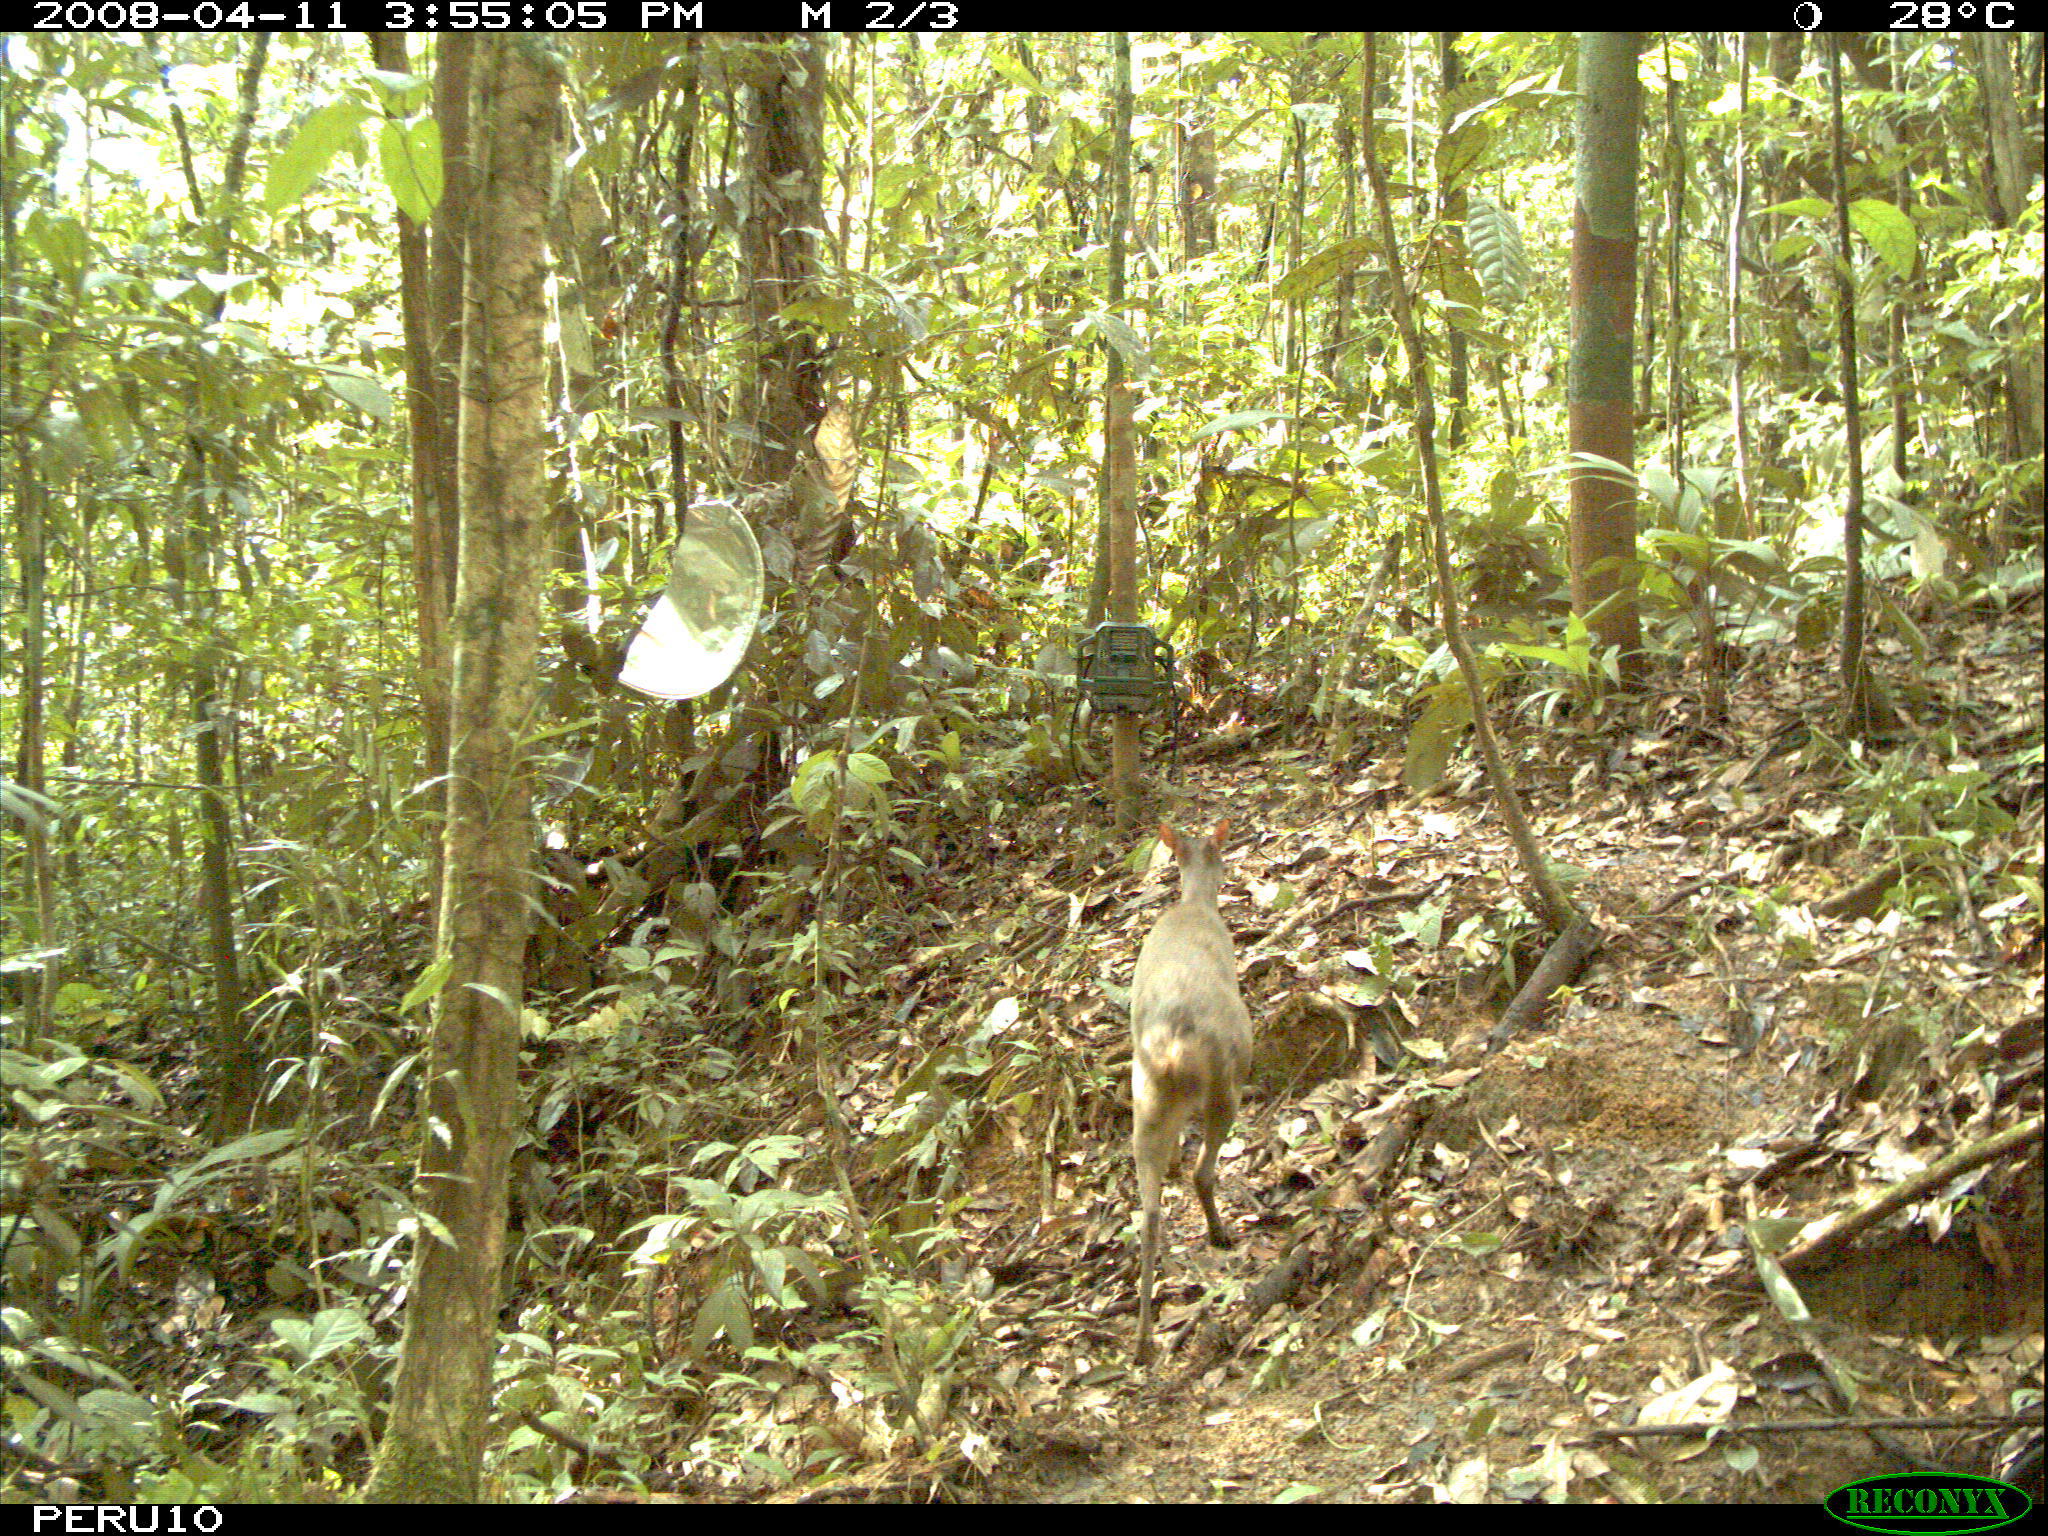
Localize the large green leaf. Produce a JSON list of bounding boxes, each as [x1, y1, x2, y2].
[[319, 366, 392, 422], [1276, 235, 1377, 304], [1192, 409, 1287, 441], [377, 117, 443, 224], [264, 101, 369, 215], [1403, 685, 1471, 792], [1847, 198, 1917, 279], [26, 210, 89, 285]]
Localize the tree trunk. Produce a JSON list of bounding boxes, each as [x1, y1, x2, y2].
[[370, 31, 460, 936], [365, 35, 558, 1505], [1567, 32, 1644, 678]]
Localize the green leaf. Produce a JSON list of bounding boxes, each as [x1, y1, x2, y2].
[[1756, 196, 1830, 222], [792, 751, 838, 811], [402, 956, 451, 1013], [1403, 687, 1470, 792], [12, 1368, 84, 1422], [1396, 900, 1444, 948], [76, 384, 137, 458], [988, 54, 1044, 95], [1083, 311, 1150, 371], [227, 1392, 294, 1417], [1192, 409, 1288, 441], [873, 162, 923, 212], [846, 752, 892, 786], [264, 101, 368, 215], [776, 1244, 830, 1306], [1640, 528, 1713, 572], [462, 981, 517, 1013], [1761, 192, 1916, 280], [181, 1127, 302, 1182], [103, 1128, 303, 1281], [272, 1306, 372, 1364], [1423, 236, 1485, 310], [26, 211, 89, 284], [1497, 642, 1587, 676], [1748, 1231, 1813, 1326], [194, 272, 257, 299], [1435, 118, 1492, 189], [1846, 197, 1917, 279], [692, 1277, 755, 1358], [366, 67, 431, 110], [321, 366, 393, 422], [1275, 235, 1376, 304], [378, 117, 443, 224]]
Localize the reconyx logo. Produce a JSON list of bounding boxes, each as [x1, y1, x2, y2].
[[1825, 1473, 2031, 1534]]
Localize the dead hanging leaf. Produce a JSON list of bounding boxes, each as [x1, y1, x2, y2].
[[815, 399, 857, 515], [793, 400, 859, 579]]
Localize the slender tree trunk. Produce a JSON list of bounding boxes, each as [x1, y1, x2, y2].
[[1103, 33, 1142, 827], [1826, 39, 1896, 742], [190, 37, 269, 1140], [1363, 34, 1576, 934], [1973, 33, 2044, 469], [371, 32, 457, 935], [365, 36, 558, 1503], [1177, 38, 1216, 262], [737, 35, 828, 497], [1726, 33, 1756, 538], [1567, 32, 1644, 679], [1439, 33, 1470, 450]]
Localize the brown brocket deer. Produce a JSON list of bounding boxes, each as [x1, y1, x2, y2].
[[1130, 820, 1252, 1366]]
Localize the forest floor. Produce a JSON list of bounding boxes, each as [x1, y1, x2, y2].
[[801, 586, 2044, 1503]]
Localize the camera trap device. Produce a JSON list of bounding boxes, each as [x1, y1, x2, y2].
[[1068, 621, 1182, 777]]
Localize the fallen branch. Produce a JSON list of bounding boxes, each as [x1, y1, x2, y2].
[[1177, 719, 1286, 762], [1590, 1410, 2043, 1440], [1441, 1339, 1531, 1383], [1777, 1114, 2044, 1272], [1484, 916, 1602, 1053], [1816, 860, 1908, 921]]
